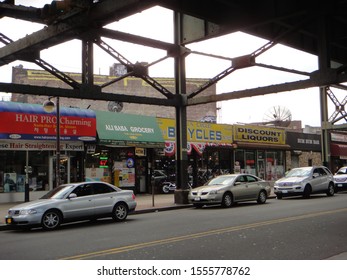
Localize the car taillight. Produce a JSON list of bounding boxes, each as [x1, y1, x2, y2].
[[132, 193, 136, 200]]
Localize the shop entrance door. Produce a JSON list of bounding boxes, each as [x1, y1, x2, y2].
[[257, 159, 265, 180], [49, 155, 70, 189], [136, 158, 147, 193]]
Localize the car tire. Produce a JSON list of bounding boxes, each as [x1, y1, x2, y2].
[[112, 202, 128, 222], [257, 191, 267, 204], [221, 192, 233, 208], [41, 210, 62, 231], [276, 193, 283, 199], [326, 183, 335, 197], [303, 185, 311, 199]]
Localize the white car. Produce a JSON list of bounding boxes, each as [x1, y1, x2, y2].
[[333, 166, 347, 192], [188, 174, 271, 208], [5, 181, 137, 230], [274, 166, 335, 199]]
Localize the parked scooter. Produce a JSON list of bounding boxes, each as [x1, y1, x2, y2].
[[162, 181, 176, 194], [161, 180, 192, 194]]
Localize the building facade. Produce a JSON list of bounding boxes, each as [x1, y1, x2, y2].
[[0, 101, 329, 203], [11, 65, 217, 122]]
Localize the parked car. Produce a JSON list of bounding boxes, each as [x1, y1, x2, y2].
[[188, 174, 271, 208], [5, 181, 137, 230], [333, 166, 347, 192], [274, 166, 335, 199]]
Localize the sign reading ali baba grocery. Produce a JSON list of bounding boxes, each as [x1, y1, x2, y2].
[[233, 125, 285, 144], [105, 124, 155, 138]]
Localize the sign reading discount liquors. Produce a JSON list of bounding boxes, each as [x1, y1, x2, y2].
[[233, 125, 285, 145]]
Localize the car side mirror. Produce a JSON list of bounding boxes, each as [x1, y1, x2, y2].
[[68, 193, 77, 199], [234, 182, 241, 186], [312, 173, 319, 178]]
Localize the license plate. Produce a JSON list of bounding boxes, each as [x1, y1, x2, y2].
[[194, 197, 201, 201], [337, 184, 342, 187], [5, 217, 13, 225], [281, 190, 288, 193]]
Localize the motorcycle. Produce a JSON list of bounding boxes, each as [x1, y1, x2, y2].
[[161, 182, 176, 194], [161, 180, 192, 194]]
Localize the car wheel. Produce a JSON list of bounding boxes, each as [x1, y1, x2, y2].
[[112, 203, 128, 222], [221, 192, 233, 208], [257, 191, 267, 204], [41, 210, 62, 230], [276, 194, 283, 199], [303, 185, 311, 199], [326, 183, 335, 197]]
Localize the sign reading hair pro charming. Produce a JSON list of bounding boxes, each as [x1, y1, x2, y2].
[[233, 125, 285, 145]]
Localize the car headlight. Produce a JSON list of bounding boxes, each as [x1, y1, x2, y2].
[[20, 209, 37, 215], [209, 190, 219, 194]]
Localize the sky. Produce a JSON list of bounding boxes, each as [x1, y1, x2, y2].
[[0, 0, 344, 127]]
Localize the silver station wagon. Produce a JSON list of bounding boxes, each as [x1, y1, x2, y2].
[[5, 181, 137, 230], [188, 174, 271, 208]]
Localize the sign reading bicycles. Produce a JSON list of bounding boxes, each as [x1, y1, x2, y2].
[[233, 125, 285, 144]]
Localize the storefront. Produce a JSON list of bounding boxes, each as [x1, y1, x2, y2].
[[156, 118, 234, 186], [0, 102, 96, 203], [233, 124, 289, 180], [286, 131, 321, 170], [330, 132, 347, 172], [88, 110, 164, 193]]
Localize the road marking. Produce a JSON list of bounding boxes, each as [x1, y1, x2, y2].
[[61, 207, 347, 260]]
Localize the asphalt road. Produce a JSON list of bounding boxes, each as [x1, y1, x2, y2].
[[1, 193, 347, 260]]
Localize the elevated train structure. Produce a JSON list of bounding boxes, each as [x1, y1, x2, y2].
[[1, 0, 347, 202]]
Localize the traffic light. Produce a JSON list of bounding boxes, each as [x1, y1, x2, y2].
[[41, 0, 72, 19]]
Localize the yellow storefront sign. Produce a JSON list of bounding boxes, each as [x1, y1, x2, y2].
[[156, 118, 232, 144], [233, 124, 285, 144]]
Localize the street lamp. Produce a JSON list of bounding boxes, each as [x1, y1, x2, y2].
[[43, 97, 60, 188]]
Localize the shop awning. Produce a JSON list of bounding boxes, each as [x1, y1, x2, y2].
[[95, 111, 164, 148], [331, 143, 347, 157], [0, 101, 96, 141]]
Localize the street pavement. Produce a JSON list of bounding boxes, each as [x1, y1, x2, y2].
[[1, 190, 347, 260]]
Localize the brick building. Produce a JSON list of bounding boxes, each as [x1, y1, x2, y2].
[[11, 65, 217, 122]]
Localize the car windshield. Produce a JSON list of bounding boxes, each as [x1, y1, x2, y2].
[[207, 175, 236, 186], [286, 168, 311, 177], [336, 168, 347, 175], [40, 185, 75, 199]]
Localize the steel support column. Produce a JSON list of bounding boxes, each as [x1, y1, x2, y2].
[[318, 14, 331, 168], [174, 12, 189, 204], [82, 40, 94, 85]]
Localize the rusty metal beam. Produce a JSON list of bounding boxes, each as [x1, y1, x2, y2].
[[0, 82, 179, 106], [187, 70, 347, 106]]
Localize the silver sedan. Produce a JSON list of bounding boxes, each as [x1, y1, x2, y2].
[[188, 174, 271, 208], [5, 181, 137, 230]]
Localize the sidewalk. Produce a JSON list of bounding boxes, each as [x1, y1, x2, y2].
[[0, 190, 276, 228]]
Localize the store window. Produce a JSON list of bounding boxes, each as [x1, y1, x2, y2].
[[0, 150, 49, 193], [85, 147, 136, 188], [245, 151, 256, 175], [234, 150, 245, 174], [265, 151, 284, 180]]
